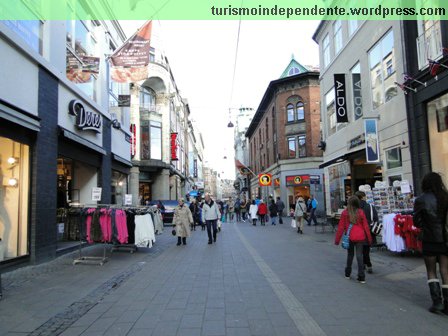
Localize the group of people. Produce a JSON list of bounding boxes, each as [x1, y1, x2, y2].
[[334, 172, 448, 315], [172, 193, 225, 246]]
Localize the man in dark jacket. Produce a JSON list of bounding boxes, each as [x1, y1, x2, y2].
[[355, 191, 379, 274], [275, 197, 285, 224]]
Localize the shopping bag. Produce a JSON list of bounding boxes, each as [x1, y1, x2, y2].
[[371, 222, 383, 235], [341, 224, 353, 249], [217, 220, 222, 228], [291, 219, 297, 228]]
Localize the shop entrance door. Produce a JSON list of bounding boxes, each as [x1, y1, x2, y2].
[[139, 182, 151, 205]]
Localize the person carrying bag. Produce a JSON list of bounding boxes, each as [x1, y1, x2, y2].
[[335, 196, 372, 283]]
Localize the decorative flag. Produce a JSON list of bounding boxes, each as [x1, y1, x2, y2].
[[235, 159, 252, 175], [428, 59, 441, 77], [66, 50, 100, 84], [394, 82, 416, 95], [403, 74, 426, 87], [110, 21, 152, 83]]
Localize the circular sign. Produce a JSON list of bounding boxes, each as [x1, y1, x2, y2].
[[259, 174, 271, 186], [294, 176, 302, 184]]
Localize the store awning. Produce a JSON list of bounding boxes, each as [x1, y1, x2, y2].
[[60, 127, 106, 155], [0, 102, 40, 131], [113, 154, 132, 167], [319, 149, 364, 169]]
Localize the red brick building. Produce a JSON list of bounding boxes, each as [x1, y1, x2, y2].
[[245, 59, 324, 209]]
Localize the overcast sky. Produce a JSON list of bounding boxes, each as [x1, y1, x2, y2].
[[121, 20, 320, 180]]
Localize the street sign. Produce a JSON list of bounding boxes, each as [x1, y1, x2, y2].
[[258, 174, 272, 186]]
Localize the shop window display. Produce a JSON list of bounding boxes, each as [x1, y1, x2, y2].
[[0, 136, 30, 261]]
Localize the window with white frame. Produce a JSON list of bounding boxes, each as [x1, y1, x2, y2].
[[323, 34, 330, 68], [333, 21, 343, 54], [326, 89, 336, 136], [386, 147, 402, 169], [150, 121, 162, 160], [288, 137, 296, 158], [348, 20, 358, 36], [369, 30, 397, 110], [298, 135, 306, 157]]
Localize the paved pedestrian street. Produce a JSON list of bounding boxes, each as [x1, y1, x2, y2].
[[1, 219, 448, 336]]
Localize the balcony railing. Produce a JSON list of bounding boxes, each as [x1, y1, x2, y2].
[[139, 105, 161, 114], [416, 22, 443, 70]]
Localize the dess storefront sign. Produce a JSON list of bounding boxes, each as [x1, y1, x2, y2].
[[68, 100, 102, 133]]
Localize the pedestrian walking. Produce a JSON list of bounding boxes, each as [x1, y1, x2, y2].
[[355, 191, 379, 274], [413, 172, 448, 314], [235, 198, 241, 222], [240, 198, 247, 222], [172, 198, 193, 246], [258, 200, 268, 226], [294, 196, 307, 234], [335, 196, 372, 283], [202, 193, 221, 244], [189, 199, 199, 231], [306, 194, 319, 226], [249, 200, 258, 226], [276, 197, 285, 224], [228, 197, 235, 222], [269, 200, 278, 225]]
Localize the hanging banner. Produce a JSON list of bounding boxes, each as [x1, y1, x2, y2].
[[352, 73, 363, 120], [193, 159, 198, 178], [364, 119, 380, 163], [258, 174, 272, 186], [110, 21, 152, 83], [130, 124, 136, 157], [171, 133, 178, 161], [66, 50, 99, 84], [334, 74, 348, 123]]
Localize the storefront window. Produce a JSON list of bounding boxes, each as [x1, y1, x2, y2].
[[5, 20, 43, 54], [0, 136, 30, 261], [427, 93, 448, 187], [140, 111, 150, 160], [328, 161, 350, 213], [111, 171, 127, 205]]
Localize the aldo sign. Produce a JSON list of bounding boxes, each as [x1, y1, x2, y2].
[[334, 74, 348, 123], [68, 100, 102, 133]]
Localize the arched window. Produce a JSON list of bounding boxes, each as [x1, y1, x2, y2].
[[287, 104, 294, 122], [296, 101, 304, 121], [140, 87, 156, 111], [288, 67, 300, 76]]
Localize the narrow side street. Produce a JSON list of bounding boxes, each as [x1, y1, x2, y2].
[[1, 219, 447, 336]]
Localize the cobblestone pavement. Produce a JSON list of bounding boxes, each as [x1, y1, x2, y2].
[[1, 219, 448, 335]]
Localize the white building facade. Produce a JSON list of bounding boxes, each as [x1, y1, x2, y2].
[[313, 20, 413, 215]]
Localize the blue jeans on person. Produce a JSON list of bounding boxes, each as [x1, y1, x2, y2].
[[345, 241, 365, 280], [206, 219, 218, 243], [307, 208, 318, 225], [271, 216, 277, 225]]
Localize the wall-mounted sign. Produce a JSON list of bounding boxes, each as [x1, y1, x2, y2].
[[334, 74, 348, 123], [171, 133, 178, 161], [118, 95, 131, 107], [124, 194, 133, 205], [310, 175, 321, 184], [193, 159, 198, 178], [347, 133, 365, 150], [130, 124, 136, 157], [274, 178, 280, 187], [258, 173, 272, 186], [286, 175, 310, 187], [68, 100, 102, 133], [92, 187, 102, 201], [364, 119, 380, 163]]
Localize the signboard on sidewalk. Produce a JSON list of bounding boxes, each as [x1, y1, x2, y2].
[[124, 194, 133, 205]]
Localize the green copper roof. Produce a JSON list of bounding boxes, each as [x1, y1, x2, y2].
[[280, 58, 310, 78]]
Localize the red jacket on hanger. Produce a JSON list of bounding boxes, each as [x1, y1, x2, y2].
[[335, 209, 372, 245]]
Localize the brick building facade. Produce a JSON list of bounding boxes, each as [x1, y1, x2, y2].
[[246, 59, 324, 210]]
